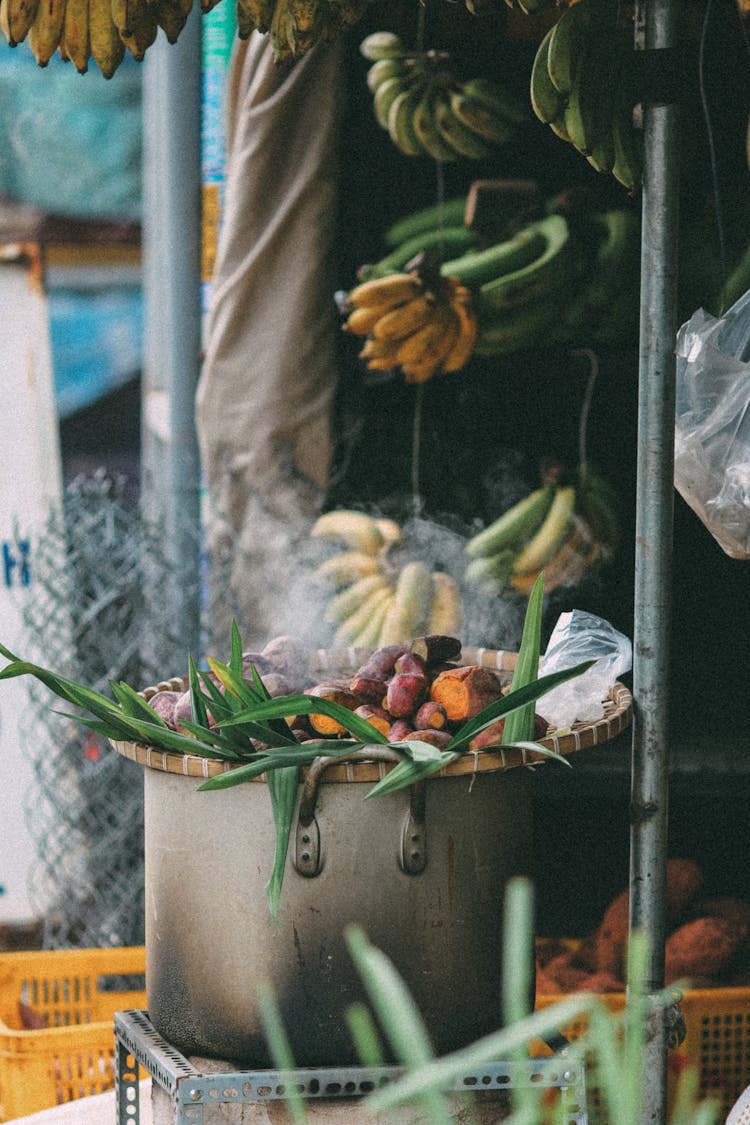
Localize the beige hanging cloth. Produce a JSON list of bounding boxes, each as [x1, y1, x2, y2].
[[196, 31, 344, 647]]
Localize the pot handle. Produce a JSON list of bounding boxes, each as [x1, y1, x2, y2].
[[294, 746, 427, 879]]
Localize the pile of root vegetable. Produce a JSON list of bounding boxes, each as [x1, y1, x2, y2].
[[152, 632, 547, 751], [536, 859, 750, 994]]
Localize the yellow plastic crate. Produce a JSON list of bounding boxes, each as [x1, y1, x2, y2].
[[535, 976, 750, 1122], [0, 946, 146, 1121]]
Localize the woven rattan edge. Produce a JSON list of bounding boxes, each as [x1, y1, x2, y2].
[[110, 659, 633, 783]]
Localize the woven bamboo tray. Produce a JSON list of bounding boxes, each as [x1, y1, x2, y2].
[[110, 646, 632, 783]]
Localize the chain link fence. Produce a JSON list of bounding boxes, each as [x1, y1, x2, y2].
[[21, 471, 200, 949]]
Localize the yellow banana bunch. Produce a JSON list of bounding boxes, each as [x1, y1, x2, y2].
[[360, 31, 528, 162], [464, 469, 620, 598], [530, 0, 643, 192], [310, 510, 462, 646], [342, 268, 479, 384], [7, 0, 367, 68]]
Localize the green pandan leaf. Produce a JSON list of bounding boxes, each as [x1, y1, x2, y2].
[[223, 693, 391, 746]]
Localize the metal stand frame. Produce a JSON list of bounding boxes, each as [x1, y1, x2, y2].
[[115, 1010, 589, 1125]]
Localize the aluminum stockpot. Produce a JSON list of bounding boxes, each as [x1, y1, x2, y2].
[[140, 746, 534, 1066]]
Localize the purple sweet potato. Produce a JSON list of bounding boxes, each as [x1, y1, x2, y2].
[[147, 690, 181, 729], [385, 671, 428, 718]]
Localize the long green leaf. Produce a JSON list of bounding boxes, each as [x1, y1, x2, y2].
[[188, 655, 211, 730], [502, 574, 543, 745], [363, 751, 456, 799], [230, 619, 245, 681], [197, 741, 369, 791], [109, 681, 169, 726], [363, 992, 600, 1114], [345, 926, 454, 1125], [266, 765, 299, 919], [222, 694, 391, 746], [256, 979, 308, 1125]]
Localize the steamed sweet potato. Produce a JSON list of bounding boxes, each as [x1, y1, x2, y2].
[[353, 704, 391, 738], [403, 728, 452, 749], [385, 671, 429, 718], [468, 712, 548, 751], [148, 690, 181, 729], [306, 683, 360, 736], [429, 665, 504, 722], [393, 651, 428, 678], [348, 673, 389, 703], [353, 644, 410, 681], [388, 718, 413, 742], [414, 700, 448, 731], [410, 634, 462, 667]]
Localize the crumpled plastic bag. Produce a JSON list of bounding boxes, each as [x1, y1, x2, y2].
[[538, 610, 632, 729], [674, 287, 750, 559]]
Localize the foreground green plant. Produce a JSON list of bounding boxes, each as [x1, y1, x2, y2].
[[0, 576, 589, 916], [258, 878, 721, 1125]]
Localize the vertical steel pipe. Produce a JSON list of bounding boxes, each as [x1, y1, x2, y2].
[[630, 1, 683, 1121], [141, 12, 203, 660]]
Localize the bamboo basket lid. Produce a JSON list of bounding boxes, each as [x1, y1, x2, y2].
[[110, 647, 632, 783]]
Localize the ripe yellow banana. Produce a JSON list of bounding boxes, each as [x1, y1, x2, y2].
[[311, 510, 385, 555], [333, 583, 394, 646], [378, 560, 432, 645], [372, 293, 437, 342], [374, 516, 403, 549], [441, 291, 478, 374], [152, 0, 191, 43], [61, 0, 90, 72], [348, 272, 424, 311], [343, 302, 395, 336], [324, 573, 391, 625], [426, 571, 462, 635], [511, 485, 577, 577], [28, 0, 66, 65], [0, 0, 39, 46], [89, 0, 124, 75], [315, 550, 385, 589], [395, 303, 460, 371], [354, 590, 394, 648]]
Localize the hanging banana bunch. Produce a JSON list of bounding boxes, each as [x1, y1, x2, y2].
[[341, 257, 480, 385], [529, 0, 643, 191], [360, 31, 529, 162]]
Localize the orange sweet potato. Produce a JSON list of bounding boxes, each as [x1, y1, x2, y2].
[[353, 704, 392, 738], [348, 673, 389, 703], [429, 665, 504, 722], [414, 700, 448, 731], [307, 683, 360, 736]]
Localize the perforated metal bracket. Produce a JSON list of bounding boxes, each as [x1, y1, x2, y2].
[[114, 1009, 590, 1125]]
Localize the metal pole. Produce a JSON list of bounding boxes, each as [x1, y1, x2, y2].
[[630, 1, 682, 1121], [141, 11, 203, 661]]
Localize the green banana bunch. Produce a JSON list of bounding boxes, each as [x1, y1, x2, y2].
[[360, 31, 528, 162], [530, 0, 643, 192], [555, 207, 641, 347], [464, 468, 620, 598]]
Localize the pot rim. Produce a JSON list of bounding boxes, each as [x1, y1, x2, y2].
[[109, 646, 632, 782]]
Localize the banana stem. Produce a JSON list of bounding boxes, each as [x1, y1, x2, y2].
[[570, 346, 599, 484]]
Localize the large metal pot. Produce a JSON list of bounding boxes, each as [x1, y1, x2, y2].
[[142, 748, 534, 1067], [115, 650, 631, 1069]]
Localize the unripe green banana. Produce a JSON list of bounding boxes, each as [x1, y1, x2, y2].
[[511, 486, 577, 577], [460, 76, 527, 127], [465, 486, 554, 558], [387, 80, 429, 158], [434, 90, 494, 159], [359, 29, 406, 61], [412, 86, 458, 163], [384, 196, 468, 248], [367, 56, 409, 93], [373, 74, 410, 132], [448, 89, 513, 146], [440, 223, 548, 289], [478, 214, 574, 313], [530, 25, 565, 125]]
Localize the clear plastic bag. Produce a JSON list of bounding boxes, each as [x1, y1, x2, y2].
[[539, 610, 632, 729], [674, 288, 750, 559]]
